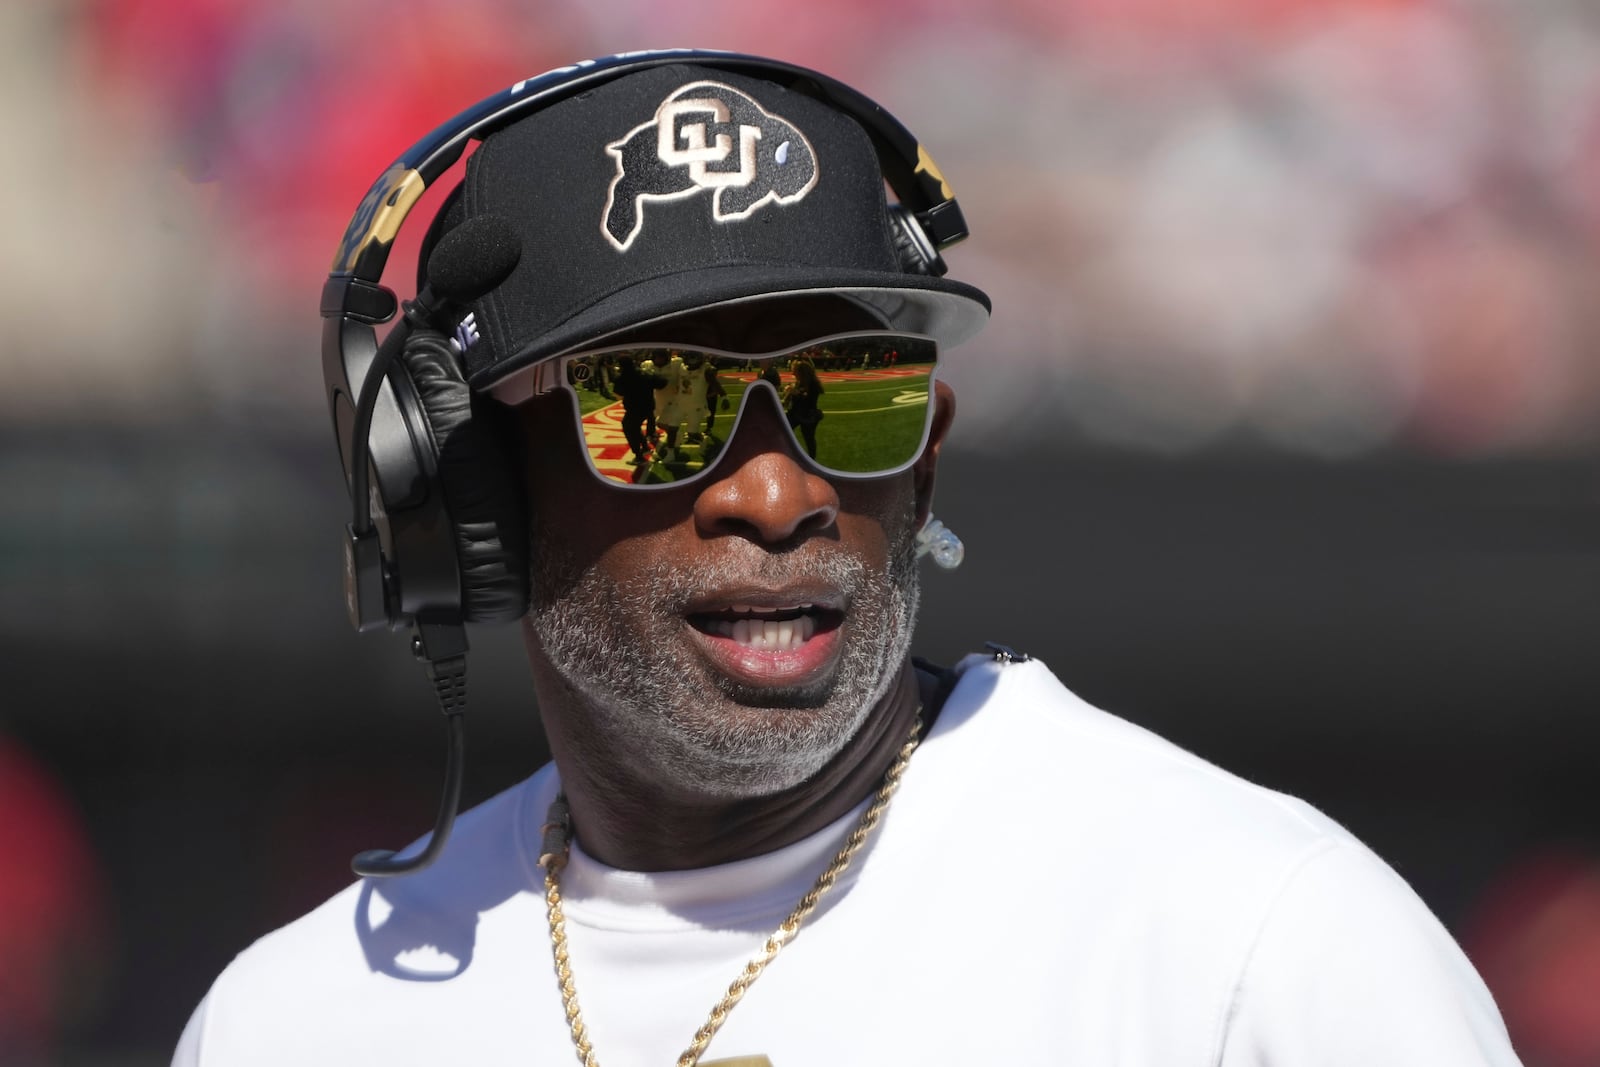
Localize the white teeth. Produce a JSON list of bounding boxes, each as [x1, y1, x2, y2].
[[727, 602, 814, 615], [704, 613, 819, 650]]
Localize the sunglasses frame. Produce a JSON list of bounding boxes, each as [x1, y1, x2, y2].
[[522, 330, 941, 490]]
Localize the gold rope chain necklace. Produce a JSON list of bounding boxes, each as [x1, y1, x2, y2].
[[537, 710, 925, 1067]]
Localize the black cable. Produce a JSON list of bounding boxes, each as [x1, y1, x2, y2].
[[350, 657, 468, 878]]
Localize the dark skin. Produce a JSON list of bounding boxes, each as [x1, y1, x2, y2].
[[516, 296, 956, 871]]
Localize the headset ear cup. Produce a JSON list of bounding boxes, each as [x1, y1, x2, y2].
[[887, 203, 947, 276], [399, 331, 529, 623]]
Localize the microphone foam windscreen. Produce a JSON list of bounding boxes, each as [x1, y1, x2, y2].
[[426, 214, 523, 303]]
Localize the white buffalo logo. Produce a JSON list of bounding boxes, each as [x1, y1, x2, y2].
[[601, 81, 819, 252]]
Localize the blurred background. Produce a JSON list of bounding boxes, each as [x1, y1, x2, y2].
[[2, 0, 1598, 1063]]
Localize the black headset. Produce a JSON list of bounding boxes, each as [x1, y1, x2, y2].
[[320, 48, 971, 876]]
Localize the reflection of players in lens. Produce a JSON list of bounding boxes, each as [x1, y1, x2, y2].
[[702, 361, 727, 438], [653, 351, 691, 459], [758, 362, 781, 392], [782, 358, 824, 458], [614, 356, 667, 464], [639, 358, 662, 442]]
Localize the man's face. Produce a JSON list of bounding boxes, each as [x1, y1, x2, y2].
[[516, 297, 951, 802]]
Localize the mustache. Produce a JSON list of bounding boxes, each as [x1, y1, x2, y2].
[[530, 495, 923, 617], [529, 537, 870, 616], [639, 543, 870, 614]]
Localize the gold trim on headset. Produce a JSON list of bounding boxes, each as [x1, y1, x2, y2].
[[331, 166, 429, 274], [915, 145, 953, 201]]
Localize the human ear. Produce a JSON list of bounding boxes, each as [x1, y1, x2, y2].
[[912, 379, 956, 527]]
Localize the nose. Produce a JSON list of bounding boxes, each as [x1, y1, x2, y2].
[[693, 386, 839, 544]]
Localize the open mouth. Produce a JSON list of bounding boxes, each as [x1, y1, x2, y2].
[[687, 603, 845, 652]]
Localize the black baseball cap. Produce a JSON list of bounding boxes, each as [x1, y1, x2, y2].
[[424, 63, 991, 393]]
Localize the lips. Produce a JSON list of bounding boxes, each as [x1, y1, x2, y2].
[[685, 598, 846, 688]]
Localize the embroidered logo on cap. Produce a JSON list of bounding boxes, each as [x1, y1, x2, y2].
[[601, 81, 819, 252]]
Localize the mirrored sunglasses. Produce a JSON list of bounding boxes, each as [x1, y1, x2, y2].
[[526, 332, 939, 488]]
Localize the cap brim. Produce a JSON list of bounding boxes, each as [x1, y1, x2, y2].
[[470, 262, 990, 397]]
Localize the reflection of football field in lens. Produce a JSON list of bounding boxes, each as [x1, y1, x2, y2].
[[574, 366, 932, 485], [725, 366, 932, 474], [572, 400, 649, 484]]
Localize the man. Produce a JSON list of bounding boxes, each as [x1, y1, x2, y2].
[[613, 354, 667, 465], [175, 56, 1523, 1065]]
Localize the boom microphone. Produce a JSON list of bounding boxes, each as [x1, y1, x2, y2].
[[415, 212, 524, 326]]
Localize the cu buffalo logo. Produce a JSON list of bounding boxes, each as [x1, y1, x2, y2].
[[601, 81, 819, 252]]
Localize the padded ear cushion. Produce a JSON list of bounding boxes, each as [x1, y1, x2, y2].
[[399, 330, 529, 623]]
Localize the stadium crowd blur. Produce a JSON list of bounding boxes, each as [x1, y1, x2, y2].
[[2, 0, 1597, 1063]]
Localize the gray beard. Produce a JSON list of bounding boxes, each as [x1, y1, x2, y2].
[[527, 515, 922, 799]]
